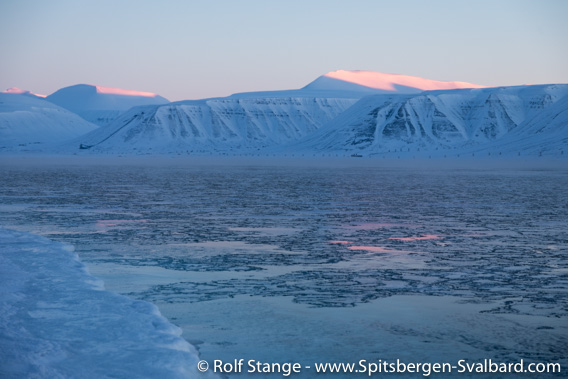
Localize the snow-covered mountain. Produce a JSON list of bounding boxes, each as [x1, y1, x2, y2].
[[75, 97, 357, 153], [0, 92, 97, 151], [46, 84, 169, 126], [292, 84, 568, 157], [73, 71, 490, 154], [3, 71, 565, 157]]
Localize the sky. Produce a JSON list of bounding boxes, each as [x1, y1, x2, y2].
[[1, 0, 567, 101]]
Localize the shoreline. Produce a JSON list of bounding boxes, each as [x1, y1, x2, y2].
[[1, 153, 567, 170]]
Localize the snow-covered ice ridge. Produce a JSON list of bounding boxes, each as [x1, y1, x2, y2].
[[0, 228, 216, 379]]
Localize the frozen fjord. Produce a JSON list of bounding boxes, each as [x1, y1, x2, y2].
[[0, 158, 567, 378]]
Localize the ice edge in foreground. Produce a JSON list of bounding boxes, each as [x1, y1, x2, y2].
[[0, 227, 215, 379]]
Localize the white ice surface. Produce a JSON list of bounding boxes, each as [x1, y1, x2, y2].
[[0, 228, 217, 379]]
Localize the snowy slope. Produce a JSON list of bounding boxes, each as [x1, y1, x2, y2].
[[0, 92, 97, 150], [476, 87, 568, 156], [292, 84, 568, 156], [0, 228, 217, 379], [46, 84, 170, 126], [75, 97, 357, 153]]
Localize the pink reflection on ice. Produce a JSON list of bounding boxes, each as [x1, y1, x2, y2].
[[96, 219, 148, 228], [347, 246, 412, 253], [344, 223, 420, 230], [324, 70, 486, 91], [96, 86, 158, 98], [389, 234, 441, 241]]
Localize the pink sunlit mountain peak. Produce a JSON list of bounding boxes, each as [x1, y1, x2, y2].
[[94, 85, 160, 98], [2, 87, 46, 98], [304, 70, 486, 94]]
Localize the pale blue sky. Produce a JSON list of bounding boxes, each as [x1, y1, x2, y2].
[[1, 0, 567, 101]]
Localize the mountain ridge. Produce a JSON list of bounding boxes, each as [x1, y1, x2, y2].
[[1, 72, 566, 157]]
